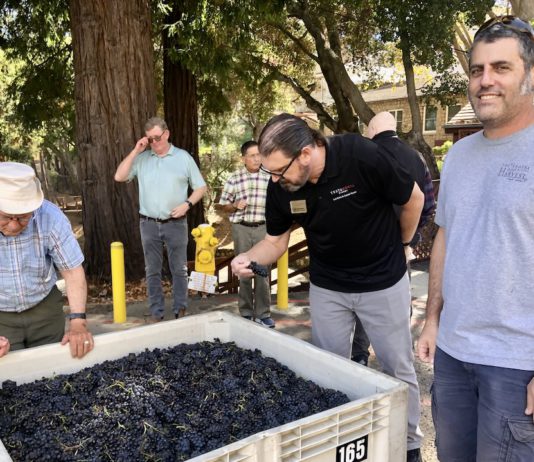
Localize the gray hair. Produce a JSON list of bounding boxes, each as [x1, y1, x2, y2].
[[144, 117, 168, 132], [471, 22, 534, 76], [258, 113, 326, 159]]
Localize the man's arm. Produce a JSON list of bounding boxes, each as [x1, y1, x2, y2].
[[231, 230, 291, 278], [170, 185, 208, 218], [398, 182, 424, 244], [417, 226, 446, 363], [59, 265, 94, 358], [114, 138, 148, 182]]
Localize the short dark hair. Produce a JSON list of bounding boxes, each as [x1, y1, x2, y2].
[[471, 19, 534, 74], [240, 140, 258, 156], [258, 113, 326, 159]]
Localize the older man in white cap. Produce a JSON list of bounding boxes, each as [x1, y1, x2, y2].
[[0, 162, 93, 358]]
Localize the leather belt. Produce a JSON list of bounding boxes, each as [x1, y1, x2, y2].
[[140, 214, 181, 224], [239, 221, 266, 227]]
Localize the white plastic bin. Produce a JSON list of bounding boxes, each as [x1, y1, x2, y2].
[[0, 311, 408, 462]]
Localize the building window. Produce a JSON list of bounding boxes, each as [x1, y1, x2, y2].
[[388, 110, 404, 132], [424, 106, 437, 132], [447, 104, 461, 121]]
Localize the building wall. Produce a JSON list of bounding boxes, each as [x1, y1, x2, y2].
[[364, 95, 468, 147]]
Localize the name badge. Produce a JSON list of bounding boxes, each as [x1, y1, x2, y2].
[[290, 200, 307, 214]]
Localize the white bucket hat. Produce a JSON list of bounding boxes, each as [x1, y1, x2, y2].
[[0, 162, 44, 214]]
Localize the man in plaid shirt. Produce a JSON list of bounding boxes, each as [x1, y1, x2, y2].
[[218, 141, 274, 328], [0, 162, 93, 358]]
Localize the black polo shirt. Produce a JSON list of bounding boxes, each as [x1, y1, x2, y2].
[[266, 133, 414, 293]]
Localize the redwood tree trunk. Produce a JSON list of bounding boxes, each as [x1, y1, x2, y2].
[[163, 7, 205, 261], [69, 0, 156, 280]]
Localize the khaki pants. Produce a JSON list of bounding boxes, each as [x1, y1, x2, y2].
[[0, 286, 65, 350]]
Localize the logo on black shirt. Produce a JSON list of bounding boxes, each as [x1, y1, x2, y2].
[[330, 184, 357, 201]]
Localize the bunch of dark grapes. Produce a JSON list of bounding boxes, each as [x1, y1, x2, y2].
[[0, 340, 349, 461]]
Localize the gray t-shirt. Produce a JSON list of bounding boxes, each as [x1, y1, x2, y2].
[[435, 123, 534, 370]]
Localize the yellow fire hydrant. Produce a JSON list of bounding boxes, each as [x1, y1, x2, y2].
[[191, 224, 219, 275]]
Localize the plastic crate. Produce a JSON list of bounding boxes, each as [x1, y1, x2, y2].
[[0, 311, 408, 462]]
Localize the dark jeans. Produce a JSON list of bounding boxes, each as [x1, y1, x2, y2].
[[0, 286, 65, 350], [432, 347, 534, 462], [140, 217, 188, 318]]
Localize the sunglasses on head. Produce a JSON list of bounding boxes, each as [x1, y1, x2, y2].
[[475, 15, 534, 41]]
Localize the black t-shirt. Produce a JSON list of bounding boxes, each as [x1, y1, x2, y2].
[[266, 133, 414, 293]]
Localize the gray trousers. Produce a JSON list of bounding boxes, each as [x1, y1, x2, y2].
[[309, 274, 423, 450], [140, 217, 188, 318], [232, 223, 271, 319]]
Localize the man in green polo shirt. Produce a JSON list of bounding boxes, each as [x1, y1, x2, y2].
[[115, 117, 207, 322]]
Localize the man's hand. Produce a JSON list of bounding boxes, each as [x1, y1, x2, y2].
[[417, 321, 439, 363], [231, 253, 254, 279], [61, 319, 94, 359], [525, 378, 534, 422], [0, 336, 10, 358], [170, 203, 190, 218], [234, 199, 247, 211], [134, 137, 149, 155]]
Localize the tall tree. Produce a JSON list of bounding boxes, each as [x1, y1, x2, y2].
[[69, 0, 156, 280], [161, 2, 205, 260]]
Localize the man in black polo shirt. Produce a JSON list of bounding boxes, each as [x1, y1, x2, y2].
[[231, 113, 424, 462]]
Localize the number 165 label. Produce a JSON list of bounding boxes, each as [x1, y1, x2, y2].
[[336, 435, 368, 462]]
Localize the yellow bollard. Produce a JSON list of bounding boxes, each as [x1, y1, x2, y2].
[[111, 242, 127, 323], [276, 250, 289, 309]]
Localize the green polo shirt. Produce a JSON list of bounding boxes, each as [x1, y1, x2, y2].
[[128, 144, 206, 219]]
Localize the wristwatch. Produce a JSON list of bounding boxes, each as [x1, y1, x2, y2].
[[66, 313, 87, 320], [185, 200, 193, 209]]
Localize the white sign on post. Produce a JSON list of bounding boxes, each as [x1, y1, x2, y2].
[[188, 271, 218, 294]]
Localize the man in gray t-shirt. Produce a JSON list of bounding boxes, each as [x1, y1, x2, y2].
[[417, 16, 534, 461]]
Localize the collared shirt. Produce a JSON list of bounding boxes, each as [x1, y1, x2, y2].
[[0, 200, 84, 312], [219, 167, 270, 224], [266, 133, 413, 293], [128, 144, 206, 219]]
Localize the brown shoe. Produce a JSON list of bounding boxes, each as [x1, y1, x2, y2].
[[144, 314, 164, 324], [174, 308, 187, 319]]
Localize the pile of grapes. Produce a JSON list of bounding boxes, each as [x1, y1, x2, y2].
[[0, 340, 349, 461]]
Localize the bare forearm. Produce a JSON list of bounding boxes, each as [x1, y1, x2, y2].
[[188, 186, 207, 206], [245, 237, 288, 266], [114, 150, 138, 182], [60, 266, 88, 314], [399, 182, 424, 243], [426, 227, 446, 323]]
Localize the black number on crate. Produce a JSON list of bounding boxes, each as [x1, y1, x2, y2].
[[336, 435, 368, 462]]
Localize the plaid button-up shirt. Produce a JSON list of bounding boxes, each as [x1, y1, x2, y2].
[[219, 167, 270, 224], [0, 200, 84, 312]]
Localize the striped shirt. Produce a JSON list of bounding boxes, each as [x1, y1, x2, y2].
[[0, 200, 84, 312], [219, 167, 270, 224]]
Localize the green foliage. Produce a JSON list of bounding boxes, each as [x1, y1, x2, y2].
[[433, 140, 453, 171]]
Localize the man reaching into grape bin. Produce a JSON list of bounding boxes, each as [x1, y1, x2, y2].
[[0, 162, 93, 358], [231, 113, 425, 462]]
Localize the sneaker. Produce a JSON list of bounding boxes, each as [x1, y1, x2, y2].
[[259, 317, 276, 328], [351, 355, 368, 367], [407, 448, 423, 462]]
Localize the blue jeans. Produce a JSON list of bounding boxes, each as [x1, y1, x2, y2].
[[140, 218, 188, 318], [432, 347, 534, 462]]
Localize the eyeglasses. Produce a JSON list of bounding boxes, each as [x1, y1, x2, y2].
[[147, 131, 166, 144], [475, 15, 534, 41], [0, 213, 33, 225], [259, 154, 299, 179]]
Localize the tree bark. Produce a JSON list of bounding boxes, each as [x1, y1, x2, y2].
[[511, 0, 534, 20], [400, 38, 440, 179], [162, 6, 205, 261], [69, 0, 156, 280]]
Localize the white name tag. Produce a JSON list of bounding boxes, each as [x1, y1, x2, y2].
[[290, 199, 307, 214]]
